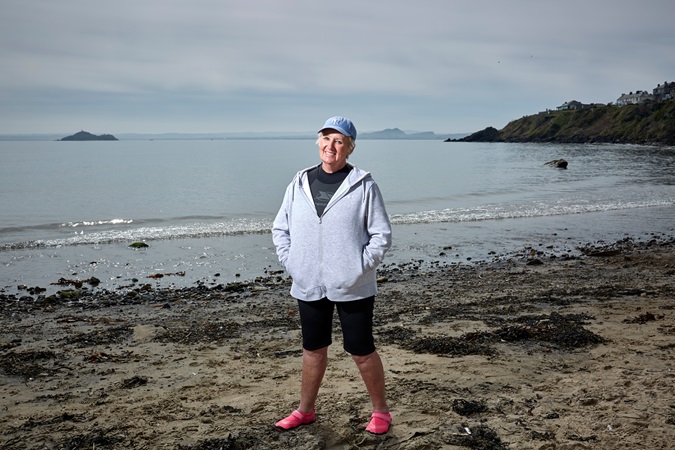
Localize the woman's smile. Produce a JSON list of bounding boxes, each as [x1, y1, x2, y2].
[[319, 131, 353, 173]]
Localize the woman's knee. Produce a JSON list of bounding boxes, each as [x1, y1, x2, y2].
[[351, 350, 377, 365], [303, 346, 329, 361]]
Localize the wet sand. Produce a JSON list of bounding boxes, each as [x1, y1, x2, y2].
[[1, 237, 674, 449]]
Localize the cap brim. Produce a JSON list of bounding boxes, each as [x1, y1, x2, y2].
[[318, 126, 352, 137]]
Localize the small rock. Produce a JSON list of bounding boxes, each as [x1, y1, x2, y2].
[[526, 259, 544, 266]]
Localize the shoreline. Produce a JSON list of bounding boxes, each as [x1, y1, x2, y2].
[[4, 204, 675, 300], [1, 236, 674, 449]]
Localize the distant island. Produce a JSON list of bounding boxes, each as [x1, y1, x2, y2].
[[359, 128, 452, 140], [60, 131, 118, 141]]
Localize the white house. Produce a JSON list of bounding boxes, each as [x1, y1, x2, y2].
[[616, 90, 654, 106]]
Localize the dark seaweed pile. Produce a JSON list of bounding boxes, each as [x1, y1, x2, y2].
[[379, 312, 605, 358], [445, 426, 509, 450]]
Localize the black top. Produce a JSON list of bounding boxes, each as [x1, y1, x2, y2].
[[307, 164, 352, 216]]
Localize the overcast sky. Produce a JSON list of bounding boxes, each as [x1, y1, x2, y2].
[[1, 0, 673, 135]]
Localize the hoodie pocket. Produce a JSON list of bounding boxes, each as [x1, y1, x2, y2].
[[326, 247, 371, 290], [285, 251, 319, 291]]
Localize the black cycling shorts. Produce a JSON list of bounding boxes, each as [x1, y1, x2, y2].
[[297, 296, 376, 356]]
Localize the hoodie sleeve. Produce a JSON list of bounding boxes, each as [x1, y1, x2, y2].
[[362, 181, 392, 270], [272, 180, 294, 268]]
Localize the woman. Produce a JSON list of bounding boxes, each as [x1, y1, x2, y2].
[[272, 116, 393, 435]]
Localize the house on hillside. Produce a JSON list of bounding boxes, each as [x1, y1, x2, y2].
[[616, 90, 654, 106], [556, 100, 604, 111], [653, 81, 675, 101], [556, 100, 584, 111]]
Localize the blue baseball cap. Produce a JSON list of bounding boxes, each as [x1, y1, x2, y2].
[[318, 116, 357, 139]]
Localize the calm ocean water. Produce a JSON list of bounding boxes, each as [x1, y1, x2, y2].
[[2, 139, 674, 294]]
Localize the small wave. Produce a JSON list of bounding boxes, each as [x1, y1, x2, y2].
[[390, 198, 674, 225], [1, 218, 274, 251], [3, 198, 673, 251], [61, 218, 134, 227]]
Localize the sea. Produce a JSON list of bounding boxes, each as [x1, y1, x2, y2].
[[2, 139, 674, 296]]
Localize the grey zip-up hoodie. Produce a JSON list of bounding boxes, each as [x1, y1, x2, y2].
[[272, 164, 392, 302]]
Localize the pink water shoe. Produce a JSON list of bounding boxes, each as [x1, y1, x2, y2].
[[365, 411, 392, 435], [275, 409, 316, 431]]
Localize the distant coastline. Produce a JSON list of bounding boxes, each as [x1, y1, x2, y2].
[[1, 129, 468, 142]]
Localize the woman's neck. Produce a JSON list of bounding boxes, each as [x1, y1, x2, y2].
[[321, 161, 347, 174]]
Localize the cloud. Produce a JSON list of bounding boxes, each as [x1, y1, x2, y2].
[[1, 0, 674, 134]]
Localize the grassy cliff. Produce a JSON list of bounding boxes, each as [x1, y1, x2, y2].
[[455, 101, 675, 145]]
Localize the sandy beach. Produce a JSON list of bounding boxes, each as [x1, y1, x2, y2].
[[1, 236, 674, 449]]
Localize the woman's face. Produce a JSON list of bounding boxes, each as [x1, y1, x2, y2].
[[318, 129, 353, 172]]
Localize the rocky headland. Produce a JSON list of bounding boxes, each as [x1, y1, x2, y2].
[[448, 101, 675, 145]]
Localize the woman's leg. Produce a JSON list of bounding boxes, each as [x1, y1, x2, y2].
[[296, 298, 334, 412], [299, 346, 329, 413], [337, 296, 389, 413], [352, 350, 389, 413], [276, 299, 333, 430]]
